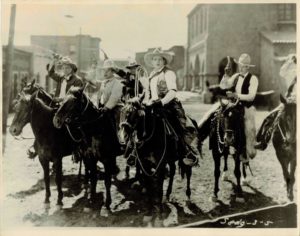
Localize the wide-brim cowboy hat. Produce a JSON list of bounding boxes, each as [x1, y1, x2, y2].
[[126, 58, 140, 69], [60, 56, 78, 71], [100, 59, 118, 70], [234, 53, 255, 67], [144, 48, 174, 67]]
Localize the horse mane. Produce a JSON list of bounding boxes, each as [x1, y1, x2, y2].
[[34, 98, 54, 113]]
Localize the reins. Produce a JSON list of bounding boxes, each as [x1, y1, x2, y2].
[[132, 116, 168, 177]]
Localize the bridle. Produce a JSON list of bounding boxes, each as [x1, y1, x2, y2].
[[62, 92, 90, 125]]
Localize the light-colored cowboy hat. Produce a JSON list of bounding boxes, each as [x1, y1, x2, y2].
[[234, 53, 255, 67], [126, 58, 140, 69], [100, 59, 117, 70], [60, 56, 77, 71], [144, 48, 174, 67]]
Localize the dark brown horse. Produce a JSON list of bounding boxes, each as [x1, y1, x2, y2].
[[272, 95, 296, 201], [9, 81, 83, 208], [118, 100, 192, 226], [198, 97, 248, 202], [53, 86, 121, 214]]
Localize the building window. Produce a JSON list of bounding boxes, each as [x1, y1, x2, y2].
[[200, 8, 203, 34], [191, 18, 194, 38], [196, 14, 199, 36], [194, 15, 197, 38], [203, 7, 207, 31], [278, 4, 296, 21]]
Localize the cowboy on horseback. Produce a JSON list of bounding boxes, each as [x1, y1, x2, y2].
[[142, 48, 201, 167], [220, 53, 259, 163], [27, 56, 83, 159], [97, 59, 124, 132], [113, 58, 147, 100], [47, 56, 84, 101], [255, 54, 297, 150]]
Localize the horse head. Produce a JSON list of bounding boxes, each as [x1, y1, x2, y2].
[[118, 97, 144, 145], [220, 98, 244, 148], [279, 94, 296, 144], [219, 56, 238, 80], [53, 86, 87, 129], [9, 80, 40, 136]]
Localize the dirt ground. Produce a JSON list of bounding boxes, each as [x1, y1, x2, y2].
[[1, 94, 297, 228]]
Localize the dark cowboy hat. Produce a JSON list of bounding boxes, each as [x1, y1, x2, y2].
[[126, 58, 140, 69]]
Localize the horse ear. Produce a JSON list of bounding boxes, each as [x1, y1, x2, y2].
[[280, 94, 287, 104]]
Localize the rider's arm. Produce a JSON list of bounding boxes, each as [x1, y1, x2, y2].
[[236, 75, 259, 102], [48, 64, 62, 83], [161, 70, 177, 105]]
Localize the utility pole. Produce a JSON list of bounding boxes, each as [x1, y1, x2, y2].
[[78, 27, 82, 72], [3, 4, 16, 153]]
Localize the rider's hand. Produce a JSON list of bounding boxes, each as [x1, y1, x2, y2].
[[53, 97, 63, 103], [151, 99, 163, 109], [226, 91, 238, 99], [99, 106, 109, 113]]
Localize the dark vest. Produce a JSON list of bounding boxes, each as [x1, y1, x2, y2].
[[239, 73, 255, 108]]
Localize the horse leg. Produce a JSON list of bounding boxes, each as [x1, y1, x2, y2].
[[89, 157, 98, 204], [103, 162, 112, 212], [40, 158, 51, 206], [185, 166, 192, 201], [152, 171, 164, 227], [234, 155, 243, 200], [211, 151, 221, 202], [241, 162, 249, 186], [125, 166, 130, 180], [54, 158, 63, 207], [166, 162, 176, 201], [222, 153, 229, 181], [277, 153, 290, 200], [288, 158, 296, 201], [82, 158, 90, 194]]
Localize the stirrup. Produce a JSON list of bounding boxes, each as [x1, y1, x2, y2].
[[126, 153, 137, 167]]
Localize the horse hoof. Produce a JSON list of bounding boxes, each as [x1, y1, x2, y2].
[[56, 204, 63, 210], [100, 208, 110, 217], [143, 215, 153, 225], [83, 207, 92, 213], [210, 196, 218, 202], [235, 197, 245, 203], [222, 172, 229, 181], [153, 217, 164, 227], [44, 202, 51, 209], [241, 177, 249, 186]]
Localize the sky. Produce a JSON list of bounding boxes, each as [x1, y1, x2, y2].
[[2, 3, 195, 58]]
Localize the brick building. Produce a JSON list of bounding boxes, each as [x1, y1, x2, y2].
[[30, 34, 101, 73], [17, 45, 54, 92], [2, 46, 33, 104], [185, 4, 296, 106], [135, 45, 185, 89]]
